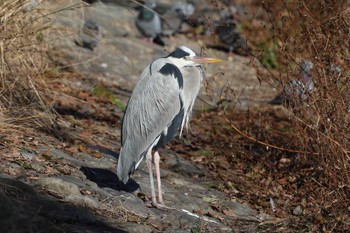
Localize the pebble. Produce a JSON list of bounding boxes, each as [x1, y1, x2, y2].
[[164, 150, 205, 177], [58, 175, 88, 188], [122, 222, 153, 233], [20, 151, 36, 160], [293, 205, 303, 216]]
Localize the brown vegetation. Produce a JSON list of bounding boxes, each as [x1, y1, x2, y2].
[[201, 0, 350, 231], [0, 0, 56, 142]]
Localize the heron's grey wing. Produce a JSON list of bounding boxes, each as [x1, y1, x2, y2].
[[117, 58, 184, 183]]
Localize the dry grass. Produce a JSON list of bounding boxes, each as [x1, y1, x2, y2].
[[0, 0, 57, 141], [230, 0, 350, 230]]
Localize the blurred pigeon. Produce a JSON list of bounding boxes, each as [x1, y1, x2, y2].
[[24, 0, 39, 12], [325, 63, 342, 77], [210, 10, 251, 55], [269, 60, 314, 106], [75, 20, 101, 51], [161, 8, 182, 36], [172, 1, 195, 20], [160, 1, 195, 36], [135, 0, 164, 46]]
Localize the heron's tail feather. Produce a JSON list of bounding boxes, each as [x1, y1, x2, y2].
[[118, 141, 149, 184], [117, 145, 136, 184]]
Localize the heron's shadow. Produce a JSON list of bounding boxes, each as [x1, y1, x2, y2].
[[80, 145, 139, 192]]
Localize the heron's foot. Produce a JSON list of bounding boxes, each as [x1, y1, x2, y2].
[[152, 201, 176, 210], [142, 37, 154, 44]]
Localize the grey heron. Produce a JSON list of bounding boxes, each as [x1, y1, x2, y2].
[[117, 46, 221, 208], [269, 60, 314, 106]]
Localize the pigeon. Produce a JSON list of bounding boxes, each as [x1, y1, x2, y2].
[[135, 0, 164, 46], [24, 0, 39, 12], [211, 9, 251, 55], [160, 1, 195, 36], [325, 63, 342, 77], [269, 60, 314, 106], [160, 8, 183, 36], [75, 20, 101, 51], [172, 1, 195, 20]]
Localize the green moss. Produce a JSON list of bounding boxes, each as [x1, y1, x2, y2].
[[92, 85, 126, 111], [195, 148, 213, 157], [256, 41, 279, 69]]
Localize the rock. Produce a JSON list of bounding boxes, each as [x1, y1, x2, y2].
[[76, 152, 116, 169], [30, 163, 46, 172], [8, 162, 25, 176], [293, 205, 303, 216], [65, 194, 101, 209], [37, 147, 117, 169], [121, 222, 153, 233], [20, 151, 36, 160], [164, 150, 205, 177], [58, 175, 88, 188], [102, 188, 155, 218], [36, 177, 81, 196], [224, 200, 259, 221], [0, 177, 127, 233], [37, 147, 82, 167], [161, 209, 231, 232], [167, 175, 206, 190], [0, 173, 12, 179]]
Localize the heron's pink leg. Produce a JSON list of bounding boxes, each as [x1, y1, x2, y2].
[[146, 148, 157, 205], [154, 151, 163, 204]]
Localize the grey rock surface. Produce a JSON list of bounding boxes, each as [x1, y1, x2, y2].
[[36, 176, 81, 196]]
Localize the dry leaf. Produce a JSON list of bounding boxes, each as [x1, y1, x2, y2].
[[80, 189, 92, 195], [81, 131, 93, 138], [92, 152, 102, 159], [79, 145, 88, 153], [223, 209, 236, 217], [78, 91, 90, 99], [206, 211, 224, 222], [66, 146, 79, 154]]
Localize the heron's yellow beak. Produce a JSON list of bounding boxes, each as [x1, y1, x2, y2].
[[191, 56, 223, 64]]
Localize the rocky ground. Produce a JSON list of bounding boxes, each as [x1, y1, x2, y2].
[[0, 1, 283, 232]]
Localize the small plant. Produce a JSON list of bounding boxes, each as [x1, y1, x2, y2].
[[92, 85, 126, 111]]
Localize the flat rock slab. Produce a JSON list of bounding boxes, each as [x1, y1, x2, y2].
[[0, 178, 127, 233]]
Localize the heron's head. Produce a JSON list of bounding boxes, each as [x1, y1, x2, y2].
[[167, 46, 222, 68]]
